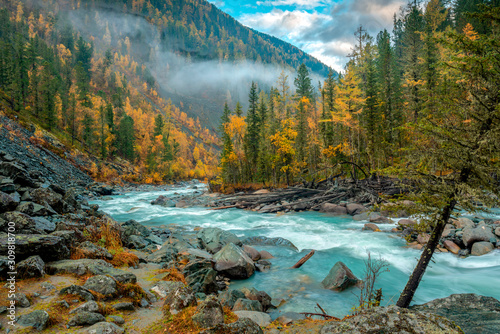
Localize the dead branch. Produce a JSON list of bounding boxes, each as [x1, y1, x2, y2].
[[290, 250, 315, 269]]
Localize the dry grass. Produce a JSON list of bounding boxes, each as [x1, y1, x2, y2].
[[116, 282, 147, 306], [160, 268, 187, 284], [98, 302, 116, 316], [109, 250, 140, 267]]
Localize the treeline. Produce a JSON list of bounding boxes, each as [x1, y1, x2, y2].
[[0, 0, 218, 182], [217, 0, 500, 190]]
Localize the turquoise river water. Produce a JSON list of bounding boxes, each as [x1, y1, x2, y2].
[[92, 185, 500, 317]]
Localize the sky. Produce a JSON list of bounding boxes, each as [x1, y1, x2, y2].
[[208, 0, 405, 72]]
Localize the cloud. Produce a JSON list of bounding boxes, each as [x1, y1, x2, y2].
[[256, 0, 330, 8]]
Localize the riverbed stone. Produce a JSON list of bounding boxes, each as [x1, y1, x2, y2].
[[255, 259, 271, 272], [192, 295, 224, 329], [320, 203, 347, 215], [463, 224, 495, 247], [233, 298, 263, 312], [16, 255, 45, 278], [69, 301, 99, 314], [199, 318, 263, 334], [67, 311, 105, 327], [112, 302, 135, 311], [218, 289, 246, 309], [17, 310, 49, 330], [322, 261, 361, 291], [454, 217, 475, 229], [0, 233, 70, 262], [398, 219, 417, 228], [233, 311, 271, 327], [30, 187, 65, 213], [471, 241, 494, 256], [259, 250, 274, 259], [59, 285, 95, 301], [198, 227, 242, 253], [151, 281, 185, 298], [213, 243, 255, 279], [417, 233, 430, 244], [2, 211, 40, 233], [369, 215, 392, 224], [163, 285, 197, 315], [443, 240, 461, 254], [76, 241, 113, 260], [346, 203, 368, 216], [13, 292, 30, 307], [442, 224, 455, 238], [183, 259, 218, 294], [242, 245, 261, 261], [242, 236, 298, 251], [276, 312, 307, 326], [83, 275, 117, 297], [320, 305, 463, 334], [362, 223, 380, 232], [495, 227, 500, 237], [46, 259, 136, 283], [412, 293, 500, 334], [84, 322, 124, 334], [0, 191, 18, 213]]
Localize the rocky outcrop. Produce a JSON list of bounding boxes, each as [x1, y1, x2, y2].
[[322, 261, 361, 291], [320, 305, 463, 333], [213, 243, 255, 279]]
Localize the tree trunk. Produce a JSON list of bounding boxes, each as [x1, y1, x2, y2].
[[396, 199, 456, 308], [290, 250, 315, 269]]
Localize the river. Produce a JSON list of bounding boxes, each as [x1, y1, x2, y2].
[[92, 185, 500, 318]]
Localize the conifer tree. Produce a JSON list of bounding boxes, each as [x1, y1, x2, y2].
[[294, 63, 314, 101]]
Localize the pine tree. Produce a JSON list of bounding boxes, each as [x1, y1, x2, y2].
[[118, 115, 135, 160], [294, 63, 313, 101], [244, 81, 260, 176]]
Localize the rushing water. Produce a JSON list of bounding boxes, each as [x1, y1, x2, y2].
[[92, 185, 500, 317]]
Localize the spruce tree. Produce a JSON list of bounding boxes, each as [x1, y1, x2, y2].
[[294, 63, 314, 101]]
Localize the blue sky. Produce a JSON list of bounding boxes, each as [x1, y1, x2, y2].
[[208, 0, 405, 72]]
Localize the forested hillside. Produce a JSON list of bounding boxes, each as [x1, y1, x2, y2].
[[216, 0, 500, 192]]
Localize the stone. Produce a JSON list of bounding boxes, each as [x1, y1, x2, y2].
[[13, 292, 30, 307], [163, 285, 197, 315], [276, 312, 307, 326], [0, 191, 18, 213], [259, 250, 274, 259], [127, 235, 149, 249], [83, 275, 117, 297], [75, 241, 113, 260], [69, 301, 99, 314], [16, 201, 55, 217], [471, 241, 494, 256], [112, 302, 135, 311], [0, 162, 36, 187], [369, 215, 392, 224], [46, 259, 136, 283], [2, 211, 40, 234], [67, 311, 106, 327], [321, 261, 361, 291], [320, 305, 462, 333], [442, 224, 455, 238], [412, 293, 500, 334], [241, 288, 272, 311], [218, 289, 246, 309], [242, 236, 298, 251], [346, 203, 368, 216], [362, 223, 380, 232], [463, 225, 496, 247], [398, 219, 417, 228], [443, 240, 461, 254], [84, 322, 124, 334], [213, 243, 255, 279], [233, 298, 263, 312], [417, 233, 430, 244], [255, 260, 271, 272], [30, 188, 65, 213], [176, 200, 188, 208], [319, 203, 347, 215], [454, 217, 475, 229], [108, 315, 125, 325], [233, 311, 271, 327], [16, 255, 45, 279], [145, 235, 191, 263], [59, 285, 95, 301], [199, 318, 263, 334], [121, 219, 151, 239], [242, 245, 261, 261], [17, 310, 49, 330], [192, 295, 224, 329], [182, 259, 218, 294], [495, 227, 500, 237], [151, 281, 185, 298], [0, 233, 70, 262], [32, 217, 56, 233], [197, 227, 242, 253]]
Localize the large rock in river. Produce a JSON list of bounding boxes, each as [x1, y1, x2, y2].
[[412, 293, 500, 334], [463, 224, 496, 247], [320, 305, 463, 333], [198, 227, 242, 253], [213, 243, 255, 279], [321, 261, 361, 291], [242, 236, 298, 251]]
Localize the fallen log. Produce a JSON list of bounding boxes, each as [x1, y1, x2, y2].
[[300, 312, 340, 320], [209, 204, 238, 210], [290, 250, 315, 269]]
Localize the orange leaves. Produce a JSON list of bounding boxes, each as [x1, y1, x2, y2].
[[463, 23, 478, 41]]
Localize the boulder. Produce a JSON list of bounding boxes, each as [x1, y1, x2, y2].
[[320, 305, 463, 333], [151, 195, 176, 207], [2, 211, 40, 234], [369, 215, 392, 224], [16, 255, 45, 279], [0, 233, 70, 262], [0, 191, 18, 213], [495, 227, 500, 237], [454, 217, 475, 229], [412, 293, 500, 334], [319, 203, 347, 215], [276, 312, 307, 326], [112, 302, 135, 311], [83, 275, 117, 297], [218, 289, 246, 309], [146, 235, 192, 263], [443, 240, 461, 254], [13, 292, 30, 307], [127, 235, 149, 249], [108, 315, 125, 325], [240, 288, 272, 311], [398, 219, 417, 228], [233, 311, 271, 327], [0, 162, 36, 187], [59, 285, 95, 301], [199, 318, 263, 334], [255, 260, 271, 272], [46, 259, 136, 283], [471, 241, 494, 256], [30, 188, 65, 213], [259, 250, 274, 259], [442, 224, 455, 238], [16, 201, 55, 217], [346, 203, 368, 216], [233, 298, 263, 312], [75, 241, 113, 260], [242, 245, 261, 261], [69, 301, 99, 314], [321, 261, 361, 291], [17, 310, 49, 330], [192, 295, 224, 329], [197, 227, 242, 253], [362, 223, 380, 232], [151, 281, 185, 298], [121, 219, 150, 238], [182, 259, 218, 294], [32, 217, 56, 233], [463, 225, 496, 247], [417, 233, 430, 244], [213, 243, 255, 279], [242, 236, 298, 251], [163, 286, 197, 315], [67, 311, 105, 327], [84, 322, 124, 334]]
